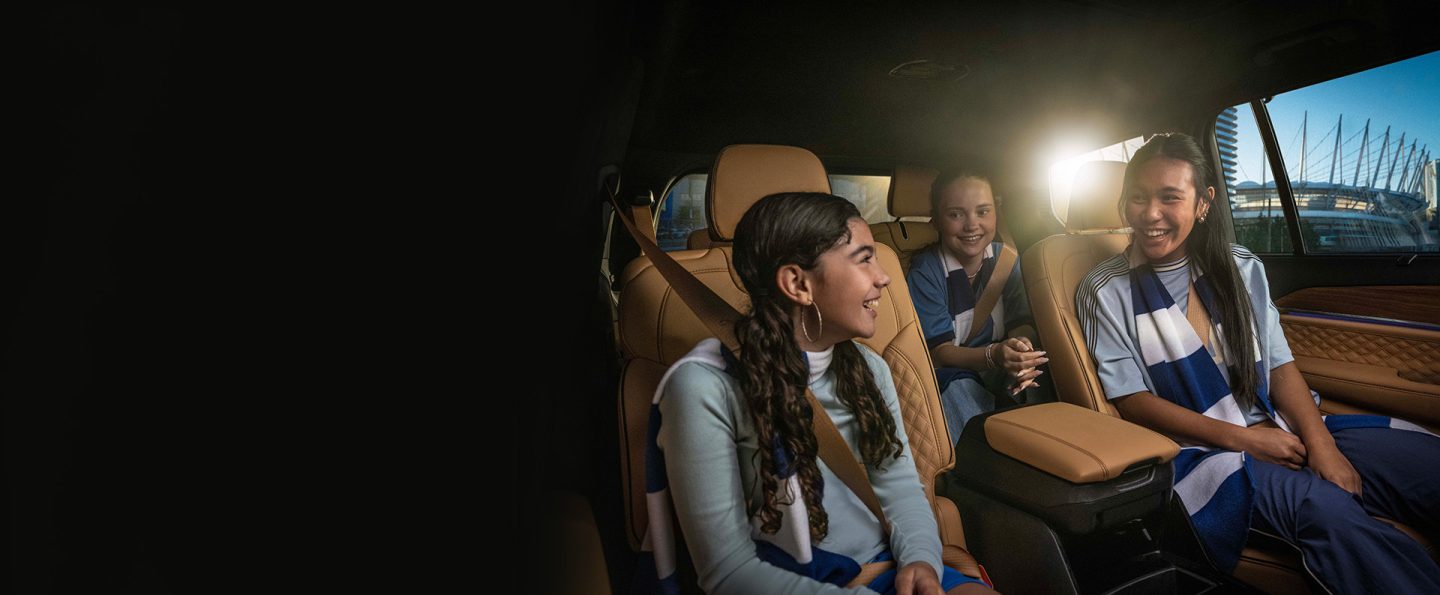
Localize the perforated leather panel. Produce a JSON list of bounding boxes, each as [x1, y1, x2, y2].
[[1283, 318, 1440, 385]]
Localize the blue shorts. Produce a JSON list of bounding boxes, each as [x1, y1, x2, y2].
[[864, 551, 987, 594]]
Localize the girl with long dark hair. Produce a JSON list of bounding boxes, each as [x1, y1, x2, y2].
[[655, 193, 995, 594], [1076, 133, 1440, 592]]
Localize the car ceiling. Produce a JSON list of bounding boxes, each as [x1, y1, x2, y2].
[[625, 0, 1440, 170]]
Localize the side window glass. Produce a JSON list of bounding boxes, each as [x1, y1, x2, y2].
[[1259, 50, 1438, 253], [1219, 104, 1293, 253], [656, 174, 708, 252]]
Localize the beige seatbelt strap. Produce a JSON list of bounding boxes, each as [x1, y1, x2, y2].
[[1186, 280, 1214, 356], [607, 193, 891, 532], [964, 224, 1019, 343], [631, 204, 657, 245], [802, 391, 892, 533]]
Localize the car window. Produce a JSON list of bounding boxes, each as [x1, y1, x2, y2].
[[1219, 104, 1294, 252], [1222, 50, 1438, 253], [656, 174, 708, 252]]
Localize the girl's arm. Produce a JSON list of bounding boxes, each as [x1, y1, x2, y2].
[[929, 342, 991, 370], [658, 362, 870, 594], [1111, 390, 1306, 469], [1270, 361, 1361, 493], [1237, 251, 1360, 493]]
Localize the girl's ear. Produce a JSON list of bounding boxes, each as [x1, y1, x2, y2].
[[775, 264, 811, 305], [1199, 186, 1216, 219]]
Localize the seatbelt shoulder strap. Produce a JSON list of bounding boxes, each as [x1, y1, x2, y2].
[[964, 225, 1019, 343]]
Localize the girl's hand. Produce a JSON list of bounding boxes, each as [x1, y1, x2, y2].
[[1242, 427, 1307, 470], [998, 338, 1046, 394], [1308, 441, 1362, 496], [895, 561, 944, 595]]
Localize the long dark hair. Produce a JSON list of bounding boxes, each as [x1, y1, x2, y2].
[[731, 192, 903, 540], [1124, 133, 1260, 410]]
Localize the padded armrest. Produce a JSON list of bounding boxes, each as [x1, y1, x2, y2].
[[985, 403, 1178, 484]]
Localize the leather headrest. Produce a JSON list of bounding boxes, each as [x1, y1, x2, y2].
[[1068, 161, 1128, 231], [888, 166, 939, 218], [707, 144, 831, 241]]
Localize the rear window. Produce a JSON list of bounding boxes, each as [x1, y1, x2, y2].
[[655, 173, 894, 251], [1047, 136, 1152, 227]]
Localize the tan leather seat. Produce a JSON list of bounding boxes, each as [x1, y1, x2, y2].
[[685, 228, 717, 250], [1023, 159, 1436, 592], [616, 144, 979, 585], [870, 166, 939, 275], [1022, 160, 1130, 417]]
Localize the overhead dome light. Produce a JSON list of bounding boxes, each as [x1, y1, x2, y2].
[[888, 60, 969, 82]]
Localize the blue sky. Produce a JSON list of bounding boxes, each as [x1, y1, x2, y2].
[[1229, 50, 1438, 188]]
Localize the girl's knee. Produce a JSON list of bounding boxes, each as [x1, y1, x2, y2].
[[1296, 480, 1371, 533]]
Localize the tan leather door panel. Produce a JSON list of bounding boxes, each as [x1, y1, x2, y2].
[[1280, 314, 1440, 430]]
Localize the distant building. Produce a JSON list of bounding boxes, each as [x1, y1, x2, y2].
[[1216, 107, 1240, 192], [1425, 159, 1437, 209], [1232, 180, 1436, 251]]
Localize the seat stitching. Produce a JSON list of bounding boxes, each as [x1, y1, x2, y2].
[[657, 287, 672, 361], [885, 338, 954, 472]]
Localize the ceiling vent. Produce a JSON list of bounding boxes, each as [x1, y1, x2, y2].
[[888, 60, 969, 82]]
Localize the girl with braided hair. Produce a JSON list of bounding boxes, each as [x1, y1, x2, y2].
[[655, 192, 995, 594]]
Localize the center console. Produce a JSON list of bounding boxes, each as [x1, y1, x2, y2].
[[940, 403, 1262, 594]]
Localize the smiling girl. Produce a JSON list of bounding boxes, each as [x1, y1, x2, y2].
[[656, 193, 995, 594], [906, 173, 1044, 441], [1076, 133, 1440, 592]]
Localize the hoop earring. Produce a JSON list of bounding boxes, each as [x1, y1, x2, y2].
[[800, 302, 823, 342]]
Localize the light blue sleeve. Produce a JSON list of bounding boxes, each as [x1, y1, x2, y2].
[[658, 362, 875, 595], [859, 347, 945, 579], [906, 248, 956, 349], [1234, 246, 1294, 370], [1076, 265, 1151, 400]]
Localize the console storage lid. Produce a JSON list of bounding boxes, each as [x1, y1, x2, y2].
[[985, 402, 1179, 484]]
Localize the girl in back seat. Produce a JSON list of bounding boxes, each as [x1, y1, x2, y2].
[[653, 193, 996, 594], [906, 172, 1045, 441], [1075, 132, 1440, 592]]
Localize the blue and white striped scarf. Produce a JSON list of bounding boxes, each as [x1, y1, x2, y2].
[[632, 338, 866, 593], [1130, 263, 1434, 571], [934, 243, 1004, 388]]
